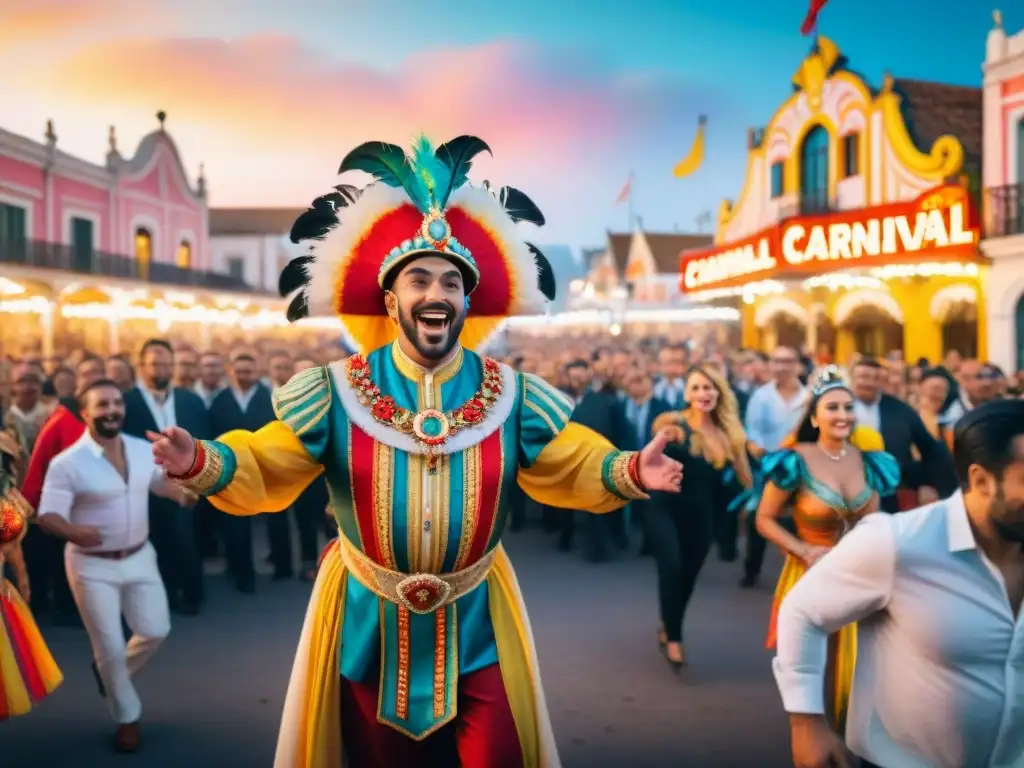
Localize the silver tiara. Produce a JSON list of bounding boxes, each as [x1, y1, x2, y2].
[[811, 365, 850, 397]]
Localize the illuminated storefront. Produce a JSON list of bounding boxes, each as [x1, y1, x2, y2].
[[678, 37, 984, 363]]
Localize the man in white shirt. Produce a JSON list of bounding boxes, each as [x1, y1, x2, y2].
[[742, 345, 808, 587], [37, 379, 186, 754], [774, 399, 1024, 768]]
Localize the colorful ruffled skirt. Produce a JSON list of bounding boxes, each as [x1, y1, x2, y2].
[[0, 579, 62, 720], [766, 554, 855, 731]]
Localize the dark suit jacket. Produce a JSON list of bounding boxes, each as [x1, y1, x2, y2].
[[566, 387, 628, 448], [122, 386, 212, 519], [209, 384, 276, 437], [619, 396, 673, 452], [122, 386, 211, 444], [877, 394, 957, 512]]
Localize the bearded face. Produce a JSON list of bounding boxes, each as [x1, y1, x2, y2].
[[388, 256, 468, 364]]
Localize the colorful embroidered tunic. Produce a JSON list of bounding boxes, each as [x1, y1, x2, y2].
[[186, 342, 645, 765]]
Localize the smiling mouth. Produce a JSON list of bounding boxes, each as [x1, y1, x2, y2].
[[415, 310, 451, 334]]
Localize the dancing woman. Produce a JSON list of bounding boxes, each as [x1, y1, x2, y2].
[[754, 366, 898, 729], [0, 430, 62, 720], [648, 363, 755, 670]]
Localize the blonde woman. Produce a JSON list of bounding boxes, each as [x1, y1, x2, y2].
[[648, 364, 755, 670], [754, 366, 899, 731]]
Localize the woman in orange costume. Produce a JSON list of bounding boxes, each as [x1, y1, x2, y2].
[[753, 366, 899, 730], [0, 430, 63, 720]]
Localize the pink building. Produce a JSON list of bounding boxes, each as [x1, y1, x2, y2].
[[983, 12, 1024, 372], [0, 111, 209, 275]]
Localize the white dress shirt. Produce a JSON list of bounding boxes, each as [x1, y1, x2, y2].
[[231, 386, 257, 412], [744, 381, 809, 451], [38, 432, 165, 553], [194, 383, 222, 409], [774, 493, 1024, 768], [853, 395, 882, 433], [138, 385, 177, 431]]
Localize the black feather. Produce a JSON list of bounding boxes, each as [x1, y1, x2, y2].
[[332, 184, 360, 203], [527, 243, 557, 301], [286, 291, 309, 322], [500, 187, 545, 226], [278, 255, 314, 298], [288, 191, 357, 244], [338, 142, 413, 189], [435, 136, 492, 205]]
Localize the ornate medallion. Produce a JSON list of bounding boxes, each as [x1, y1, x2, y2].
[[396, 572, 453, 614]]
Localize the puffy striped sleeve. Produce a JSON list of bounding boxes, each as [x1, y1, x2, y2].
[[516, 373, 646, 514], [178, 367, 329, 516], [862, 451, 901, 497]]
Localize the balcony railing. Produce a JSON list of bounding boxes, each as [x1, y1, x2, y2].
[[0, 238, 267, 294], [985, 183, 1024, 238], [779, 194, 837, 219]]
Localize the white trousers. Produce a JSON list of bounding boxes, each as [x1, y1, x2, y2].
[[65, 541, 171, 724]]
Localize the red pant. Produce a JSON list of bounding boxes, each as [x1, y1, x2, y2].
[[340, 663, 524, 768]]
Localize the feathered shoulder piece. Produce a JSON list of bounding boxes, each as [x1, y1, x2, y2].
[[278, 134, 558, 353]]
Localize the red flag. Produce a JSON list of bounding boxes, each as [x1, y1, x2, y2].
[[614, 174, 632, 205], [800, 0, 828, 35]]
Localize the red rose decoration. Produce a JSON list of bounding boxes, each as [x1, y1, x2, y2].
[[372, 398, 396, 421], [469, 398, 484, 410], [461, 406, 483, 424]]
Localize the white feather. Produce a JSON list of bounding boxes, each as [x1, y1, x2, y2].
[[448, 185, 547, 316], [303, 183, 411, 317]]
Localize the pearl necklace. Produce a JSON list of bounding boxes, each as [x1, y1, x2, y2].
[[819, 444, 848, 462]]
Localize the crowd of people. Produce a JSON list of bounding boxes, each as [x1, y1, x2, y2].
[[0, 331, 1019, 763]]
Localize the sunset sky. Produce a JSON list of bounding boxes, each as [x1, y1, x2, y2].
[[2, 0, 1016, 248]]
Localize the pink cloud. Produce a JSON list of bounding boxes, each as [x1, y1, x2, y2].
[[33, 34, 702, 175]]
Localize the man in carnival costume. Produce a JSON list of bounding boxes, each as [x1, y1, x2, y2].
[[149, 136, 683, 767]]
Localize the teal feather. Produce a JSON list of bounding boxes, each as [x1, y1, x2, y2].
[[338, 141, 414, 191], [435, 136, 491, 205], [409, 135, 455, 212]]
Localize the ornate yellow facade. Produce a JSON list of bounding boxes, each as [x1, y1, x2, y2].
[[692, 37, 984, 364]]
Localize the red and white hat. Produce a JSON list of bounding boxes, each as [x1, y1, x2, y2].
[[280, 135, 557, 353]]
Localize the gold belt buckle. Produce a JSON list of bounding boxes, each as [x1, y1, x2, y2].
[[395, 572, 453, 614]]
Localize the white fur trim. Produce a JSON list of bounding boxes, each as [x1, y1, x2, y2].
[[304, 183, 411, 317], [449, 185, 547, 316], [329, 360, 518, 454]]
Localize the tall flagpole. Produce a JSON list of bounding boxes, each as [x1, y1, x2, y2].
[[627, 170, 635, 230]]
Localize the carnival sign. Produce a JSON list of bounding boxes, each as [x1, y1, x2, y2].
[[679, 183, 981, 294]]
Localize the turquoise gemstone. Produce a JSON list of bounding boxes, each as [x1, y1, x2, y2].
[[428, 219, 448, 240], [421, 416, 443, 437]]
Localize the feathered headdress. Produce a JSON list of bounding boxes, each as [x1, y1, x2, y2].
[[278, 135, 557, 353]]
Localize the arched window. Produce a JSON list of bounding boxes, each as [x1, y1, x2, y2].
[[800, 125, 830, 214], [176, 239, 192, 269], [134, 227, 152, 278]]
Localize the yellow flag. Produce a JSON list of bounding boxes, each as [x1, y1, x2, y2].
[[673, 116, 707, 178]]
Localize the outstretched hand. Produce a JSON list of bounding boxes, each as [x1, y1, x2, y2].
[[638, 429, 684, 493], [147, 427, 197, 477]]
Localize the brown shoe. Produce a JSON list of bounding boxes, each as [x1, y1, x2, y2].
[[112, 722, 141, 753]]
